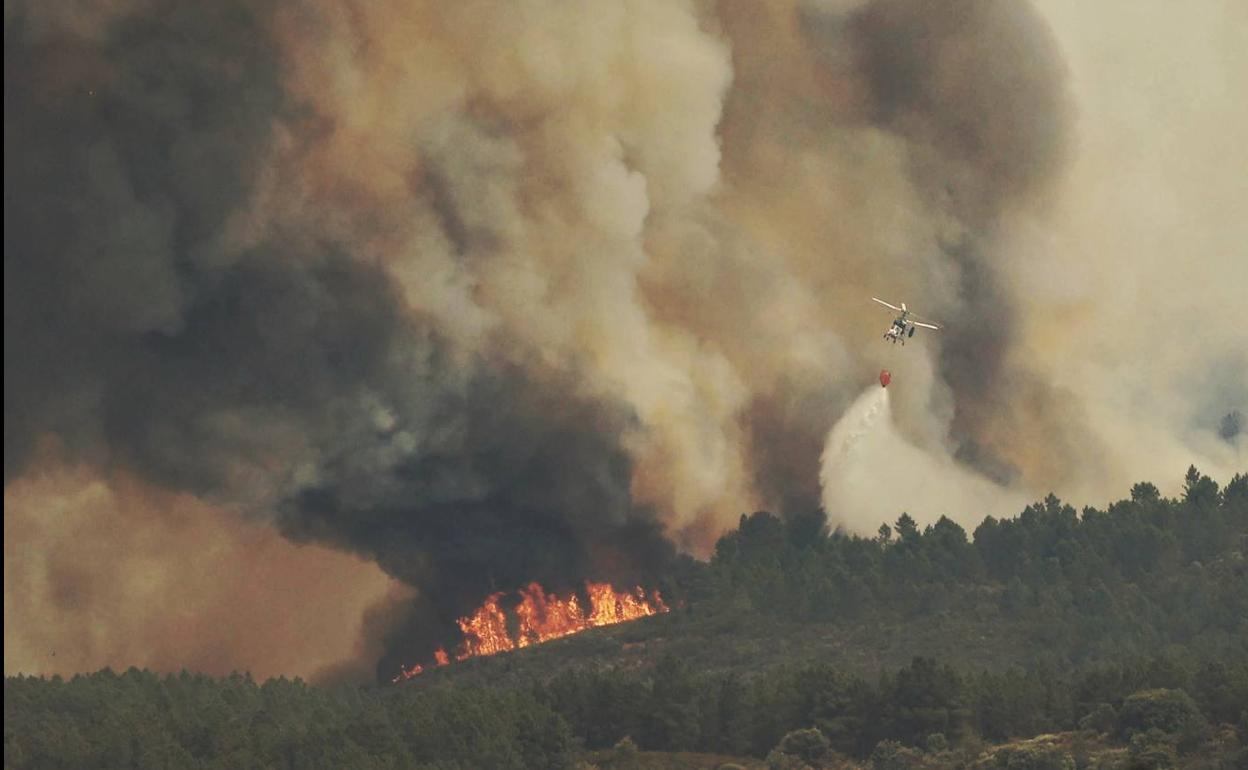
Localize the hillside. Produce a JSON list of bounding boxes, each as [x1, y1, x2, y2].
[[406, 467, 1248, 689], [5, 468, 1246, 769]]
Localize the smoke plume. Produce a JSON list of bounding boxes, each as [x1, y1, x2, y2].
[[5, 0, 1244, 679]]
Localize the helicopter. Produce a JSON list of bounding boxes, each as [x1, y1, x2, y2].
[[872, 297, 941, 345]]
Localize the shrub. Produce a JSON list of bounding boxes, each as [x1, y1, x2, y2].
[[1118, 689, 1206, 751], [778, 728, 831, 763]]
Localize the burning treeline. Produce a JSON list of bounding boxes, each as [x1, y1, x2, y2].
[[392, 582, 667, 682], [6, 0, 1244, 682]]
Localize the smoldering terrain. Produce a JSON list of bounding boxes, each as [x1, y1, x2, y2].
[[5, 0, 1245, 681]]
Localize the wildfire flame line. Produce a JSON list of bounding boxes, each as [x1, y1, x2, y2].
[[392, 581, 667, 682]]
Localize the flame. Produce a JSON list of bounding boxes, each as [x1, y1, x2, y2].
[[392, 663, 423, 682], [392, 581, 667, 682], [455, 592, 512, 660]]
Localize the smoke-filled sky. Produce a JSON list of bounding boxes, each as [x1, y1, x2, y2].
[[5, 0, 1245, 681]]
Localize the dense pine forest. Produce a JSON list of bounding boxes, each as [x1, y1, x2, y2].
[[6, 467, 1247, 769], [685, 467, 1247, 667]]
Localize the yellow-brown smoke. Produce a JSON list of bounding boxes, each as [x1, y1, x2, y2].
[[3, 446, 402, 680]]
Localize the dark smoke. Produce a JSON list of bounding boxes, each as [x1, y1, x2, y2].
[[846, 0, 1072, 466], [4, 2, 673, 680], [746, 388, 832, 518], [802, 0, 1084, 482], [5, 3, 285, 480], [846, 0, 1071, 224], [934, 237, 1021, 483]]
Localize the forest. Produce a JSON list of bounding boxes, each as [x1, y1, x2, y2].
[[5, 467, 1246, 769]]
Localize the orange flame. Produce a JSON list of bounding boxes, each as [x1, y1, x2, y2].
[[455, 592, 512, 660], [392, 581, 667, 682], [392, 663, 423, 682]]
